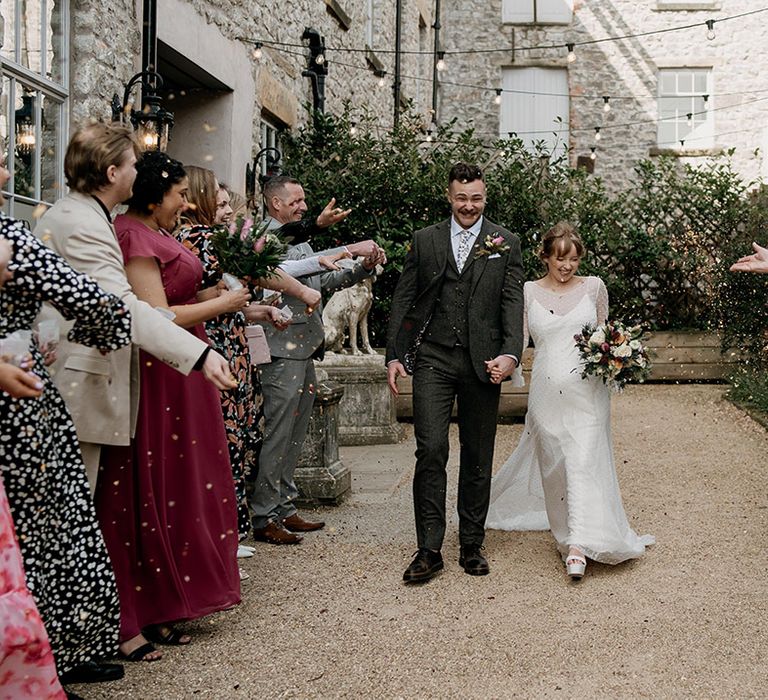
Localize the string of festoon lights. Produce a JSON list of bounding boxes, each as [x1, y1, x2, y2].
[[244, 6, 768, 159]]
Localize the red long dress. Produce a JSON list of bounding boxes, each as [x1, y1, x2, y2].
[[96, 215, 240, 643]]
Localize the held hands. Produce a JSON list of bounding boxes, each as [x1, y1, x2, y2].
[[0, 362, 44, 398], [485, 355, 517, 384], [202, 350, 237, 390], [387, 360, 407, 396], [730, 242, 768, 274], [316, 197, 352, 228]]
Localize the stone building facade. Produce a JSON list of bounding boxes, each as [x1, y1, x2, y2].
[[438, 0, 768, 189], [1, 0, 435, 221]]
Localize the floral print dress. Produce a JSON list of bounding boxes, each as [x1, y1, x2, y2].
[[175, 223, 264, 539], [0, 214, 132, 675]]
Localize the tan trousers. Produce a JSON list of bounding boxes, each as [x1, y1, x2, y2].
[[79, 441, 102, 497]]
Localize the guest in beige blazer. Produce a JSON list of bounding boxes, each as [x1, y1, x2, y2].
[[36, 122, 236, 491]]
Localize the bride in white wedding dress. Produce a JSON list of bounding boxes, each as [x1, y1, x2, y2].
[[486, 222, 654, 580]]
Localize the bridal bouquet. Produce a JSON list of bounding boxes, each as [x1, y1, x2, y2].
[[210, 216, 286, 281], [574, 320, 652, 391]]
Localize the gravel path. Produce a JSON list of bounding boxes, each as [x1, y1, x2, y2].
[[74, 385, 767, 699]]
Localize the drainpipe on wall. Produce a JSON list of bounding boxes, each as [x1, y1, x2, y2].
[[431, 0, 441, 124], [393, 0, 402, 128]]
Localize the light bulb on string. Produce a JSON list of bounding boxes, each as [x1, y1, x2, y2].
[[702, 94, 709, 104], [566, 43, 576, 64], [594, 126, 601, 141], [602, 96, 611, 113], [349, 121, 357, 136], [425, 130, 433, 143], [436, 52, 446, 71], [706, 19, 716, 40], [377, 72, 387, 87], [494, 89, 502, 105], [590, 147, 597, 161], [252, 42, 263, 60], [686, 112, 693, 125], [679, 139, 686, 149]]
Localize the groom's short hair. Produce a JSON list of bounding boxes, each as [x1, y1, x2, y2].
[[449, 163, 483, 185]]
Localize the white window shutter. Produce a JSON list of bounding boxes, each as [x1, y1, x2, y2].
[[501, 67, 569, 156], [536, 0, 573, 23], [502, 0, 535, 23]]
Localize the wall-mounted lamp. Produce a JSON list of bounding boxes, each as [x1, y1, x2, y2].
[[245, 146, 282, 210], [111, 70, 175, 151], [14, 93, 36, 157]]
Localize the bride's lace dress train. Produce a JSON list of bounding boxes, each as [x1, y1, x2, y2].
[[486, 277, 654, 564]]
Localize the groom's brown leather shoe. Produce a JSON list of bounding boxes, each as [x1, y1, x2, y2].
[[253, 521, 303, 545], [459, 545, 489, 576], [403, 548, 443, 583]]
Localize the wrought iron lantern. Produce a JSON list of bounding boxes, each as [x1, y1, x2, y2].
[[111, 70, 174, 151]]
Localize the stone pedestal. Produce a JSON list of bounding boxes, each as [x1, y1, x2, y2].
[[294, 374, 351, 505], [315, 351, 405, 446]]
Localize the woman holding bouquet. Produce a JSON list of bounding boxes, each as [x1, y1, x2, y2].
[[486, 222, 654, 580], [96, 153, 245, 663]]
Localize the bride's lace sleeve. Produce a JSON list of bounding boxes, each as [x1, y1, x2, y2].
[[596, 277, 609, 325], [522, 282, 531, 350]]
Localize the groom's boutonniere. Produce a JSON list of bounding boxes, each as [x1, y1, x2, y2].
[[475, 233, 510, 259]]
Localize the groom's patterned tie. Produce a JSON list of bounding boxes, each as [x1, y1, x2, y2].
[[456, 229, 473, 272]]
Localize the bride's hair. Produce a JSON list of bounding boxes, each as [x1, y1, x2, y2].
[[539, 222, 584, 260]]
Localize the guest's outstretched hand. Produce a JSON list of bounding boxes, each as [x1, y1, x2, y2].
[[316, 198, 352, 228], [730, 242, 768, 273]]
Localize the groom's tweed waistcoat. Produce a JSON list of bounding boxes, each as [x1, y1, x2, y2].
[[424, 261, 472, 347]]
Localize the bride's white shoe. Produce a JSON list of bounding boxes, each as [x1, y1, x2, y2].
[[566, 553, 587, 580]]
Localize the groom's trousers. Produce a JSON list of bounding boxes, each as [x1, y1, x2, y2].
[[412, 341, 501, 550]]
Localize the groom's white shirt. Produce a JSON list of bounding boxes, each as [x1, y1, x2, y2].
[[450, 215, 483, 262]]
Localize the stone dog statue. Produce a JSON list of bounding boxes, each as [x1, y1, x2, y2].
[[323, 262, 384, 354]]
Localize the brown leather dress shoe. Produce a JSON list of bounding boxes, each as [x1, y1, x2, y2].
[[252, 521, 303, 545], [282, 513, 325, 532]]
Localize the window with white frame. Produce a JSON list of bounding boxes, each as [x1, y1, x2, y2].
[[0, 0, 69, 222], [502, 0, 573, 24], [259, 118, 283, 178], [657, 68, 713, 149], [500, 67, 569, 156]]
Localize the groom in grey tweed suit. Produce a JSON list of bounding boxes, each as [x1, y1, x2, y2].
[[387, 163, 525, 582]]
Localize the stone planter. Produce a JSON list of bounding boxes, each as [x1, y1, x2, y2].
[[315, 352, 405, 446], [294, 376, 351, 505]]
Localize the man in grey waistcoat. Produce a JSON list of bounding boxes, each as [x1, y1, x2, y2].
[[387, 163, 524, 582], [251, 176, 386, 544]]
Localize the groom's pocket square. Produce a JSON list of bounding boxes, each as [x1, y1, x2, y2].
[[488, 253, 501, 259]]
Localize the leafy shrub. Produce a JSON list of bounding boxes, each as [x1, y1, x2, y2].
[[281, 108, 768, 365]]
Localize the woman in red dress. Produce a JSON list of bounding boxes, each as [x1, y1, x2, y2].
[[96, 152, 248, 662]]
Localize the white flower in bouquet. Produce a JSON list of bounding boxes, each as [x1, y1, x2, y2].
[[589, 329, 606, 345], [630, 339, 641, 350], [612, 343, 632, 358]]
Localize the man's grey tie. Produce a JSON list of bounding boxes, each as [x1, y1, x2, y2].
[[456, 229, 473, 271]]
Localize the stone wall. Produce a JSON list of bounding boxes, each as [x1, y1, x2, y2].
[[439, 0, 768, 190]]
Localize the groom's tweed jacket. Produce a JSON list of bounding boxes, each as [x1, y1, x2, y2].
[[386, 217, 524, 383]]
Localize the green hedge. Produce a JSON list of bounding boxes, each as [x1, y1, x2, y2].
[[282, 109, 768, 377]]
